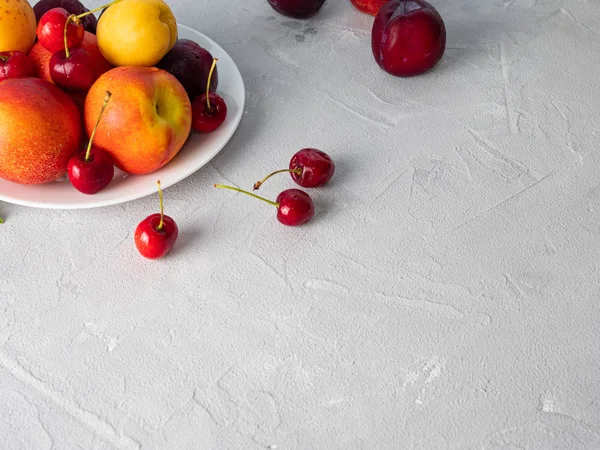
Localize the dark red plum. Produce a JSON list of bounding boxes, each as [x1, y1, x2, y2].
[[157, 39, 217, 101], [267, 0, 327, 19]]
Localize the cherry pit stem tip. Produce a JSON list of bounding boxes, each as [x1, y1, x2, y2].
[[253, 167, 302, 190]]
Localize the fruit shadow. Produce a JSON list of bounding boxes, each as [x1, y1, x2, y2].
[[310, 199, 334, 226], [169, 226, 202, 258]]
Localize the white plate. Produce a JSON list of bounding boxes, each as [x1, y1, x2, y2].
[[0, 25, 245, 210]]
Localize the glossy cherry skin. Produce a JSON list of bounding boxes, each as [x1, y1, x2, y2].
[[157, 39, 218, 100], [0, 52, 34, 82], [37, 8, 85, 53], [290, 148, 335, 188], [67, 147, 114, 195], [276, 189, 314, 226], [34, 0, 97, 34], [191, 93, 227, 133], [372, 0, 446, 77], [350, 0, 387, 15], [50, 47, 97, 91], [267, 0, 327, 18], [134, 214, 179, 259]]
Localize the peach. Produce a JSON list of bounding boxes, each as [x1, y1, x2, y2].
[[84, 66, 192, 175], [0, 78, 82, 184]]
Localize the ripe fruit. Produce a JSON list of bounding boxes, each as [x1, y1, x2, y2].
[[37, 7, 85, 53], [28, 31, 113, 84], [254, 148, 335, 190], [33, 0, 98, 34], [213, 184, 315, 226], [372, 0, 446, 77], [80, 31, 113, 76], [156, 39, 218, 100], [27, 42, 53, 83], [84, 66, 192, 175], [266, 0, 327, 18], [0, 78, 82, 185], [0, 0, 37, 53], [191, 59, 227, 133], [350, 0, 387, 15], [135, 181, 179, 259], [68, 92, 114, 194], [97, 0, 178, 67], [50, 47, 97, 91], [0, 52, 34, 82]]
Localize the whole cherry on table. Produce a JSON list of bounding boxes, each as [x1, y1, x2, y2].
[[135, 181, 179, 259], [253, 148, 335, 190], [214, 184, 315, 226]]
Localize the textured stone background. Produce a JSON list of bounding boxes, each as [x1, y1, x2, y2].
[[2, 0, 600, 448]]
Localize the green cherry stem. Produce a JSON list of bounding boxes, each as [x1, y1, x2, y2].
[[0, 55, 8, 62], [64, 0, 122, 58], [63, 14, 76, 58], [213, 184, 279, 208], [253, 167, 302, 191], [206, 58, 218, 111], [77, 0, 121, 19], [85, 91, 111, 162], [0, 217, 3, 224], [157, 180, 165, 231]]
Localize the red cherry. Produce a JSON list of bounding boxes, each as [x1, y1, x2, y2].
[[276, 189, 315, 226], [68, 148, 114, 194], [0, 52, 34, 82], [68, 91, 113, 194], [371, 0, 446, 77], [37, 8, 84, 53], [191, 58, 227, 133], [135, 181, 179, 259], [213, 184, 315, 227], [50, 47, 97, 91], [289, 148, 335, 188], [192, 93, 227, 133], [254, 148, 335, 190]]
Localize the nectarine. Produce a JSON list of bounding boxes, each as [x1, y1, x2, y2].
[[84, 66, 192, 175], [0, 78, 82, 184]]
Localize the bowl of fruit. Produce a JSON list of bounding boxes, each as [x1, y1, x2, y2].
[[0, 0, 245, 209]]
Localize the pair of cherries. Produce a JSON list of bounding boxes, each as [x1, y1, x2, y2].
[[215, 148, 335, 226], [37, 1, 114, 91], [134, 148, 335, 259]]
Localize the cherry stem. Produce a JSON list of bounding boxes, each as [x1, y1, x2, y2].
[[85, 91, 111, 162], [206, 58, 218, 111], [213, 184, 279, 208], [253, 167, 302, 191], [0, 217, 3, 224], [157, 180, 165, 231], [0, 55, 8, 62], [64, 14, 77, 58], [76, 0, 121, 19]]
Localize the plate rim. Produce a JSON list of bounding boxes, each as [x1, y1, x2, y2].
[[0, 24, 245, 210]]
